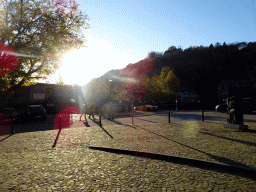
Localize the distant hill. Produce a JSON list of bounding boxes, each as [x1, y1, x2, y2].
[[87, 42, 256, 108]]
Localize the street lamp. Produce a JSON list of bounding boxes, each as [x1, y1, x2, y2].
[[176, 97, 178, 111], [109, 80, 112, 101]]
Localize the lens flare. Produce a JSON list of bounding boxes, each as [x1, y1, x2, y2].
[[0, 42, 18, 77]]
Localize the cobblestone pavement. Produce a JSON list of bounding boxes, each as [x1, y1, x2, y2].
[[1, 115, 256, 191]]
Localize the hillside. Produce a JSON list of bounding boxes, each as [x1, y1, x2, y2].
[[85, 42, 256, 107]]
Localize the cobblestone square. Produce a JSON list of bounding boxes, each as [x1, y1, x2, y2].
[[1, 115, 256, 191]]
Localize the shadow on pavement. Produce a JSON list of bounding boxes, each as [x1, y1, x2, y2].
[[14, 114, 88, 134], [135, 117, 158, 123], [167, 111, 256, 123], [130, 125, 256, 172], [88, 116, 114, 139], [99, 126, 113, 139], [124, 124, 137, 129], [200, 131, 256, 146], [107, 119, 124, 125], [156, 111, 256, 124], [0, 134, 12, 142], [84, 120, 90, 127], [89, 146, 256, 180], [14, 121, 54, 133]]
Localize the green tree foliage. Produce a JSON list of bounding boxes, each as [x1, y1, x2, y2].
[[0, 0, 89, 101], [141, 67, 180, 102], [160, 67, 180, 96]]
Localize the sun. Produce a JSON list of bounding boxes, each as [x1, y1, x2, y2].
[[58, 38, 144, 86], [60, 49, 91, 85]]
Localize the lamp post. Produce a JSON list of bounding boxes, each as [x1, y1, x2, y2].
[[131, 86, 134, 124], [176, 97, 178, 111], [109, 80, 112, 101]]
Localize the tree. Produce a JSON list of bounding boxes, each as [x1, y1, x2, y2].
[[141, 67, 180, 102], [148, 51, 163, 60], [215, 42, 221, 47], [163, 45, 182, 57], [0, 0, 89, 104], [118, 57, 154, 80], [121, 83, 145, 101], [160, 67, 180, 96]]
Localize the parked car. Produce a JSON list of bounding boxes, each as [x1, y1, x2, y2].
[[134, 105, 158, 111], [17, 105, 47, 122], [0, 108, 17, 125]]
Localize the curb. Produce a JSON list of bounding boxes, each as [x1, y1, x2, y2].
[[89, 146, 256, 180]]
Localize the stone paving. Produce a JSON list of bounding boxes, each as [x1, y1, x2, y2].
[[1, 115, 256, 191]]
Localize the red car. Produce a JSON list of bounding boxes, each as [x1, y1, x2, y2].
[[134, 105, 158, 111]]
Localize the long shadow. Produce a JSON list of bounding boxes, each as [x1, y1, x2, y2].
[[89, 146, 256, 180], [84, 120, 90, 127], [124, 124, 137, 129], [131, 125, 256, 171], [14, 114, 88, 134], [14, 121, 54, 133], [90, 117, 114, 139], [0, 134, 12, 142], [200, 131, 256, 147], [135, 117, 158, 123], [108, 119, 124, 125], [244, 129, 256, 133], [243, 119, 256, 123], [168, 111, 256, 123], [99, 126, 114, 139], [168, 111, 220, 121]]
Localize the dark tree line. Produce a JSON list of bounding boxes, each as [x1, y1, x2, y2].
[[148, 42, 256, 107]]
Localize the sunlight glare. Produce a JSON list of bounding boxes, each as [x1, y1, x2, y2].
[[59, 38, 141, 86], [181, 120, 200, 138]]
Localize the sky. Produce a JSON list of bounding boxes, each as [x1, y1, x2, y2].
[[49, 0, 256, 86]]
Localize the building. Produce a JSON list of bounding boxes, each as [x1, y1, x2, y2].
[[174, 87, 201, 110], [178, 87, 201, 104], [217, 79, 251, 104], [6, 83, 84, 114]]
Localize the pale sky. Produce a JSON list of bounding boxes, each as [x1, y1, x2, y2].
[[48, 0, 256, 86]]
